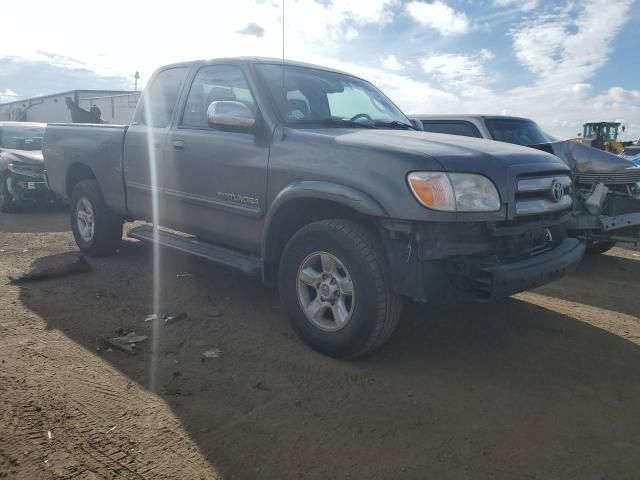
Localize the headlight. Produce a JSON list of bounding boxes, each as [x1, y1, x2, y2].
[[407, 172, 501, 212]]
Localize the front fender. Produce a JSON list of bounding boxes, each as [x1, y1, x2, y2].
[[262, 180, 388, 260], [270, 180, 387, 217]]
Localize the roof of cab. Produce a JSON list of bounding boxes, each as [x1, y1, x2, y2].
[[157, 57, 360, 80]]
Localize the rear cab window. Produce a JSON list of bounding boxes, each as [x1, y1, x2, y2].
[[141, 67, 188, 128]]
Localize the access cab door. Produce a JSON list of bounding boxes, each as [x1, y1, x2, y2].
[[162, 64, 269, 254], [123, 66, 189, 222]]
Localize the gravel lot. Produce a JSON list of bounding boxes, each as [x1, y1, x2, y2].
[[1, 207, 639, 479]]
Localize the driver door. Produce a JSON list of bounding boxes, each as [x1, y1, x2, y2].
[[161, 64, 269, 253]]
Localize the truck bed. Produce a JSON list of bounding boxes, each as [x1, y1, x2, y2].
[[44, 123, 128, 214]]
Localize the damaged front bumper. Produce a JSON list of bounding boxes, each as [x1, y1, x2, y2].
[[569, 190, 640, 245], [5, 171, 54, 203], [380, 219, 585, 303]]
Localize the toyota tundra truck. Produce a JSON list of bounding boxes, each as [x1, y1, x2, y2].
[[43, 58, 585, 358]]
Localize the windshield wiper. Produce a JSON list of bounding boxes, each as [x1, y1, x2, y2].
[[373, 121, 416, 131], [287, 118, 374, 129]]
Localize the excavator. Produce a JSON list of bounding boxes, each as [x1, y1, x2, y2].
[[573, 121, 638, 154]]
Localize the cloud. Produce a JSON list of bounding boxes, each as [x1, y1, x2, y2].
[[345, 27, 359, 41], [406, 1, 470, 36], [419, 50, 494, 94], [237, 22, 265, 38], [493, 0, 539, 11], [570, 83, 592, 95], [603, 87, 640, 104], [0, 88, 18, 103], [380, 54, 404, 71], [511, 0, 632, 86]]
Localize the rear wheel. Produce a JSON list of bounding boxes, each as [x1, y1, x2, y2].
[[0, 173, 18, 213], [70, 180, 123, 256], [586, 240, 615, 255], [279, 219, 402, 359]]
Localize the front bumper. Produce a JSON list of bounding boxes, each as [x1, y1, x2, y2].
[[6, 173, 54, 202], [472, 238, 585, 299], [380, 219, 584, 303]]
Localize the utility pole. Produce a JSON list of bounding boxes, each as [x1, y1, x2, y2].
[[134, 71, 140, 92]]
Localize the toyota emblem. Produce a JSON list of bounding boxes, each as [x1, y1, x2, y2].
[[550, 180, 564, 202]]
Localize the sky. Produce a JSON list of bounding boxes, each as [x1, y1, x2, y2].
[[0, 0, 638, 139]]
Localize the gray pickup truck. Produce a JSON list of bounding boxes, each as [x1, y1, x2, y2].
[[44, 58, 584, 358], [415, 114, 640, 253]]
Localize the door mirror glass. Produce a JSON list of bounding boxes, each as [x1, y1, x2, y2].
[[207, 101, 255, 129]]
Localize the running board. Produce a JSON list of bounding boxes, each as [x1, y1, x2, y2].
[[127, 225, 262, 276]]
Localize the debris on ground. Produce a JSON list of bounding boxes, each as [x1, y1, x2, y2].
[[100, 331, 148, 355], [202, 349, 222, 359], [8, 255, 91, 284], [253, 381, 270, 391], [144, 312, 189, 325], [207, 310, 223, 318], [176, 273, 195, 278], [112, 332, 149, 344], [163, 312, 188, 325]]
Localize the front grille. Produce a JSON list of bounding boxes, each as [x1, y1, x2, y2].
[[575, 169, 640, 185], [515, 174, 572, 217]]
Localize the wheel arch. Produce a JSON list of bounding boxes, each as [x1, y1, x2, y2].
[[66, 163, 97, 197], [262, 181, 387, 281]]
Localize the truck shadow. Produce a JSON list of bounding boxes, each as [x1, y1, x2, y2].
[[16, 241, 640, 479], [0, 206, 69, 233], [535, 249, 640, 317]]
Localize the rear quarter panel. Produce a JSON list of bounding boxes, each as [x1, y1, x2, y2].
[[44, 124, 128, 214]]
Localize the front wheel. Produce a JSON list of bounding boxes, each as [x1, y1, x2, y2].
[[70, 179, 123, 256], [279, 219, 402, 359]]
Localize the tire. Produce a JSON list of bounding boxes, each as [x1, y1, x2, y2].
[[70, 179, 123, 256], [586, 240, 615, 255], [278, 219, 402, 359], [0, 173, 18, 213]]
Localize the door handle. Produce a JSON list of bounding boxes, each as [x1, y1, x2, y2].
[[172, 140, 185, 150]]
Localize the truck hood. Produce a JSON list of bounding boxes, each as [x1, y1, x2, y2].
[[528, 140, 635, 173], [324, 129, 569, 171], [1, 148, 44, 166]]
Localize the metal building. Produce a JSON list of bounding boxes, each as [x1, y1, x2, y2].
[[0, 90, 140, 124]]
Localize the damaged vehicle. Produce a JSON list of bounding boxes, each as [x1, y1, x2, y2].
[[44, 59, 584, 358], [415, 115, 640, 254], [0, 121, 56, 212]]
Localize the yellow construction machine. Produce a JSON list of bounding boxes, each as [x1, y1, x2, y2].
[[573, 121, 638, 154]]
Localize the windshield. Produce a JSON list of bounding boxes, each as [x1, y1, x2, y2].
[[485, 118, 552, 146], [256, 64, 411, 128], [0, 125, 45, 150]]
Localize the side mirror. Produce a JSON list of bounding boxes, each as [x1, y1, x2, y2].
[[207, 101, 255, 129], [410, 118, 424, 131]]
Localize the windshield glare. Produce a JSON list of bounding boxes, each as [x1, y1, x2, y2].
[[485, 119, 551, 146], [0, 126, 45, 150], [256, 64, 410, 128]]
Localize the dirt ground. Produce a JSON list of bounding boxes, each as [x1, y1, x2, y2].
[[0, 207, 639, 480]]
